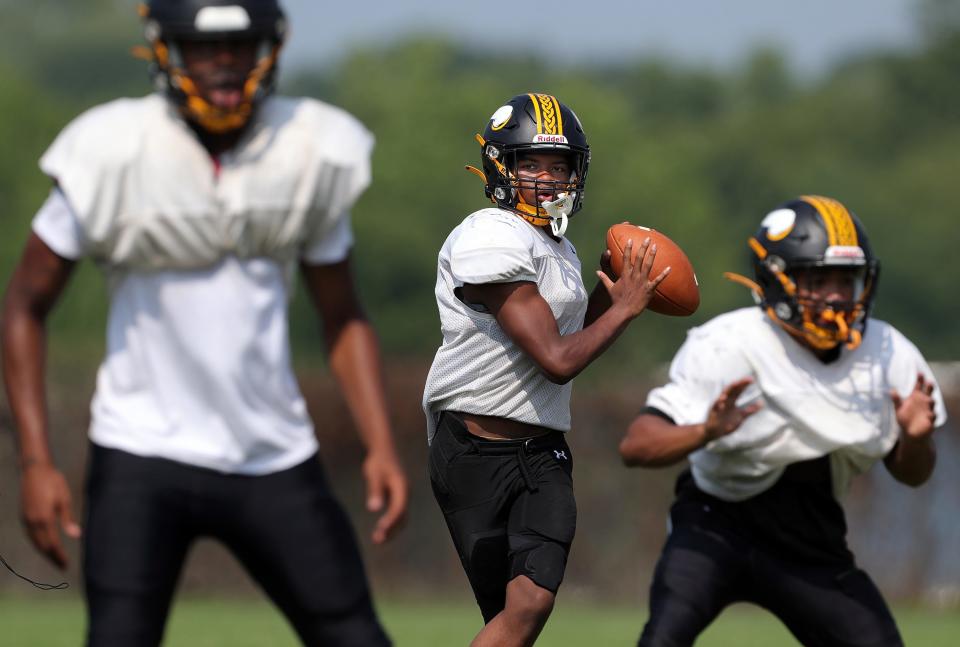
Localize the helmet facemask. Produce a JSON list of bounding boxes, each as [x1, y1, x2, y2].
[[501, 148, 585, 236], [771, 263, 875, 351]]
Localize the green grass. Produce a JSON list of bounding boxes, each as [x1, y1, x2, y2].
[[0, 594, 957, 646]]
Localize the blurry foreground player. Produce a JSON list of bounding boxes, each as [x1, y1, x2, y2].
[[423, 93, 669, 647], [1, 1, 406, 645], [620, 196, 946, 647]]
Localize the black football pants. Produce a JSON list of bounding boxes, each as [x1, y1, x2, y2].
[[638, 497, 903, 647], [429, 411, 577, 623], [82, 444, 390, 647]]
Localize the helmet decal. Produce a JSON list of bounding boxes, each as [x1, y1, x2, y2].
[[760, 208, 796, 241], [194, 6, 252, 31], [532, 133, 569, 144], [490, 105, 513, 131], [824, 245, 866, 262]]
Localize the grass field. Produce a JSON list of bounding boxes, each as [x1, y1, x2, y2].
[[0, 594, 957, 646]]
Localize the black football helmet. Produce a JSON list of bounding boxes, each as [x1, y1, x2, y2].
[[138, 0, 287, 133], [725, 195, 880, 351], [466, 93, 590, 236]]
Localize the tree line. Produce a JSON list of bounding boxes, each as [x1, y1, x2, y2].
[[1, 0, 957, 372]]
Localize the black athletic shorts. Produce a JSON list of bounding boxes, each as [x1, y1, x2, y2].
[[428, 411, 577, 622], [82, 443, 390, 647], [638, 466, 903, 647]]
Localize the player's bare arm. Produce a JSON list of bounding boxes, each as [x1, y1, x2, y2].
[[300, 258, 408, 544], [620, 377, 762, 467], [1, 232, 82, 569], [463, 237, 668, 385], [884, 372, 938, 487]]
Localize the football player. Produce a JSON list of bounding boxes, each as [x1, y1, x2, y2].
[[620, 196, 947, 647], [422, 93, 670, 647], [1, 1, 406, 645]]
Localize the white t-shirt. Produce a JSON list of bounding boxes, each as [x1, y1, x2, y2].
[[422, 208, 589, 444], [646, 307, 948, 501], [33, 94, 371, 475]]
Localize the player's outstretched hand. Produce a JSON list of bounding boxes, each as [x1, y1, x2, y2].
[[891, 373, 937, 440], [596, 237, 670, 319], [20, 463, 82, 570], [704, 378, 763, 441], [362, 449, 408, 545]]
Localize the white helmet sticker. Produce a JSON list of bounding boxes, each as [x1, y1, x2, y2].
[[195, 6, 252, 32], [532, 133, 569, 144], [761, 208, 796, 241], [490, 105, 513, 131]]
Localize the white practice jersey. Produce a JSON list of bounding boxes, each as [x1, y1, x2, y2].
[[33, 94, 372, 475], [422, 208, 588, 444], [646, 307, 948, 501]]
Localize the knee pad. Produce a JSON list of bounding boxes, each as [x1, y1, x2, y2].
[[511, 540, 569, 594]]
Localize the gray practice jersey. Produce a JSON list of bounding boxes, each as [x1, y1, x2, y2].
[[422, 208, 589, 444]]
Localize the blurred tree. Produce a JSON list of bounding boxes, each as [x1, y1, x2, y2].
[[1, 0, 957, 365]]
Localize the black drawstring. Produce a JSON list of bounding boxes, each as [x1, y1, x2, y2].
[[0, 551, 69, 590]]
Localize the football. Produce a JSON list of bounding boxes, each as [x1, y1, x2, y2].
[[605, 223, 700, 316]]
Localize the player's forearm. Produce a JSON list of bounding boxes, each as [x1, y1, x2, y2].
[[619, 414, 707, 467], [538, 303, 635, 384], [884, 434, 936, 487], [326, 318, 396, 455], [1, 301, 55, 469]]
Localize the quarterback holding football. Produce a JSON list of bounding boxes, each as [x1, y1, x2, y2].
[[422, 93, 669, 647]]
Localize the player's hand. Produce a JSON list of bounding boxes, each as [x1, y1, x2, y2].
[[362, 449, 408, 545], [703, 378, 762, 441], [20, 462, 82, 570], [891, 373, 937, 440], [597, 237, 670, 318], [598, 248, 614, 279]]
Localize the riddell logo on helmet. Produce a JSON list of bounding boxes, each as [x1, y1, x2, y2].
[[825, 245, 865, 261], [532, 134, 568, 144]]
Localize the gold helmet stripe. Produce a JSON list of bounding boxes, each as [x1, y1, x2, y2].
[[526, 93, 564, 136], [801, 195, 859, 247], [528, 93, 543, 134], [550, 95, 563, 135]]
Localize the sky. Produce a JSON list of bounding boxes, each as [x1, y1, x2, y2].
[[278, 0, 921, 77]]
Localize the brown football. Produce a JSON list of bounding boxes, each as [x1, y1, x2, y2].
[[605, 223, 700, 316]]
